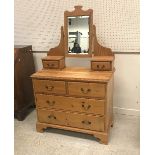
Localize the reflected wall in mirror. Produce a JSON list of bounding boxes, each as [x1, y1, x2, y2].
[[68, 16, 89, 55]]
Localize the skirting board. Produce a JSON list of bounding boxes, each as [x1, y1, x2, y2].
[[113, 107, 140, 116]]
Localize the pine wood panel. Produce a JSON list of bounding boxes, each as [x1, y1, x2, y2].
[[67, 112, 104, 132], [42, 60, 59, 69], [33, 79, 66, 94], [104, 76, 114, 132], [37, 109, 104, 132], [42, 56, 64, 60], [36, 94, 105, 115], [92, 25, 114, 56], [59, 58, 65, 69], [68, 82, 106, 98], [47, 26, 65, 56], [37, 109, 67, 126], [91, 56, 114, 61], [42, 56, 65, 69], [31, 68, 114, 83], [36, 122, 109, 144], [91, 61, 112, 71]]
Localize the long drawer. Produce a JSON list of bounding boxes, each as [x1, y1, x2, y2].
[[33, 79, 66, 94], [36, 94, 105, 115], [37, 109, 104, 132], [68, 82, 106, 98]]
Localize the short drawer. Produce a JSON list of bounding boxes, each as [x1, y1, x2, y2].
[[42, 60, 59, 69], [91, 61, 111, 71], [67, 112, 104, 132], [68, 82, 106, 98], [37, 109, 104, 132], [36, 94, 105, 115], [37, 109, 67, 126], [33, 79, 66, 94]]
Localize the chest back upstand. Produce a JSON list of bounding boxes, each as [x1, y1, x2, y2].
[[31, 6, 115, 144]]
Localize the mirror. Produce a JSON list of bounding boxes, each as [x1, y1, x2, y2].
[[68, 16, 89, 54], [64, 6, 93, 57]]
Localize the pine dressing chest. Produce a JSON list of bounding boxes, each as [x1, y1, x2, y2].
[[31, 6, 115, 144]]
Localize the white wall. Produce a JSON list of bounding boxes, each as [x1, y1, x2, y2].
[[14, 0, 139, 52], [113, 54, 140, 115], [15, 0, 140, 116]]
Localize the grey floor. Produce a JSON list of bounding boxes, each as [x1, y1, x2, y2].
[[15, 110, 140, 155]]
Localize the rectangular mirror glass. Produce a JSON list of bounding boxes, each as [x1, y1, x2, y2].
[[68, 16, 89, 54]]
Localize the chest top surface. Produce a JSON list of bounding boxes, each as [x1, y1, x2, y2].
[[91, 56, 115, 61], [42, 56, 64, 61], [31, 67, 114, 83]]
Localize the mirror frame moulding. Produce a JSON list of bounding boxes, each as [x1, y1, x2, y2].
[[64, 6, 93, 57]]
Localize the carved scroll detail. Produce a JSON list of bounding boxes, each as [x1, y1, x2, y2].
[[64, 6, 93, 16], [48, 26, 65, 56], [92, 25, 114, 56]]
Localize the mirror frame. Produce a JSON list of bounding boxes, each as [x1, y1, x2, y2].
[[64, 6, 93, 57]]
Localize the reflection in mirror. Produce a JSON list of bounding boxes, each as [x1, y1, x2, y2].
[[68, 16, 89, 54]]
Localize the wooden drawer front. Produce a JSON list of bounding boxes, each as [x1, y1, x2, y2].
[[43, 60, 59, 69], [67, 112, 104, 131], [92, 61, 111, 71], [68, 82, 106, 98], [73, 98, 105, 115], [37, 109, 104, 132], [37, 109, 67, 126], [33, 79, 66, 94], [36, 94, 105, 115]]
